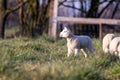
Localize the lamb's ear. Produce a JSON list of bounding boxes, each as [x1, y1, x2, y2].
[[64, 26, 70, 31]]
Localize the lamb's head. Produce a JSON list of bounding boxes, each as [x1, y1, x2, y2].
[[59, 27, 73, 38]]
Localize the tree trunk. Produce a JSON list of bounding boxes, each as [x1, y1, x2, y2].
[[0, 0, 7, 38], [85, 0, 99, 38], [19, 6, 25, 36], [0, 13, 7, 38], [86, 0, 99, 18], [0, 0, 28, 38], [16, 0, 25, 36], [26, 0, 39, 37]]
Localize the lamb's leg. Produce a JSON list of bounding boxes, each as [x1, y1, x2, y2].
[[118, 53, 120, 59], [81, 49, 88, 58], [90, 48, 94, 53], [67, 48, 72, 57], [88, 40, 94, 53], [74, 49, 79, 56]]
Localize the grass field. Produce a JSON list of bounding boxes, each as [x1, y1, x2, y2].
[[0, 34, 120, 80]]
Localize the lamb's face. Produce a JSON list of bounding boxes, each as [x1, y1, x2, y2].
[[59, 27, 70, 38]]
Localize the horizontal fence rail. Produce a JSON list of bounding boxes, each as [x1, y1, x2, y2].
[[52, 17, 120, 39], [54, 17, 120, 25]]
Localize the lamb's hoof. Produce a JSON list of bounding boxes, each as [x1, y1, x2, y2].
[[84, 55, 88, 58], [67, 54, 70, 57]]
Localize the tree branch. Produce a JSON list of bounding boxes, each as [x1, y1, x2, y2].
[[6, 0, 28, 15], [58, 0, 67, 6], [99, 0, 109, 4], [61, 4, 87, 13], [59, 0, 81, 6], [98, 0, 114, 17], [111, 1, 119, 18]]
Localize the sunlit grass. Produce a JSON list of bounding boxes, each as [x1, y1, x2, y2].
[[0, 35, 120, 80]]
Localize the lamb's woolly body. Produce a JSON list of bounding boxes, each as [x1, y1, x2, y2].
[[67, 36, 93, 51], [109, 37, 120, 57], [117, 43, 120, 57], [102, 33, 115, 53], [59, 27, 94, 57]]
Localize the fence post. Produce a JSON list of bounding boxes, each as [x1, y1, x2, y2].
[[48, 0, 58, 39], [99, 23, 103, 40]]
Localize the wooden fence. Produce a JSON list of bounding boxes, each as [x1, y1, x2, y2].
[[49, 0, 120, 39]]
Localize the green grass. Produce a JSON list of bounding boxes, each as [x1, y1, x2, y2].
[[0, 35, 120, 80]]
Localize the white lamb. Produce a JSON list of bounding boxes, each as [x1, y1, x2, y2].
[[109, 37, 120, 57], [59, 27, 94, 57], [102, 33, 116, 53], [117, 43, 120, 58]]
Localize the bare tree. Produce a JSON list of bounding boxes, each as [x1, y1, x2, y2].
[[98, 0, 114, 17], [0, 0, 28, 38], [111, 0, 119, 18]]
